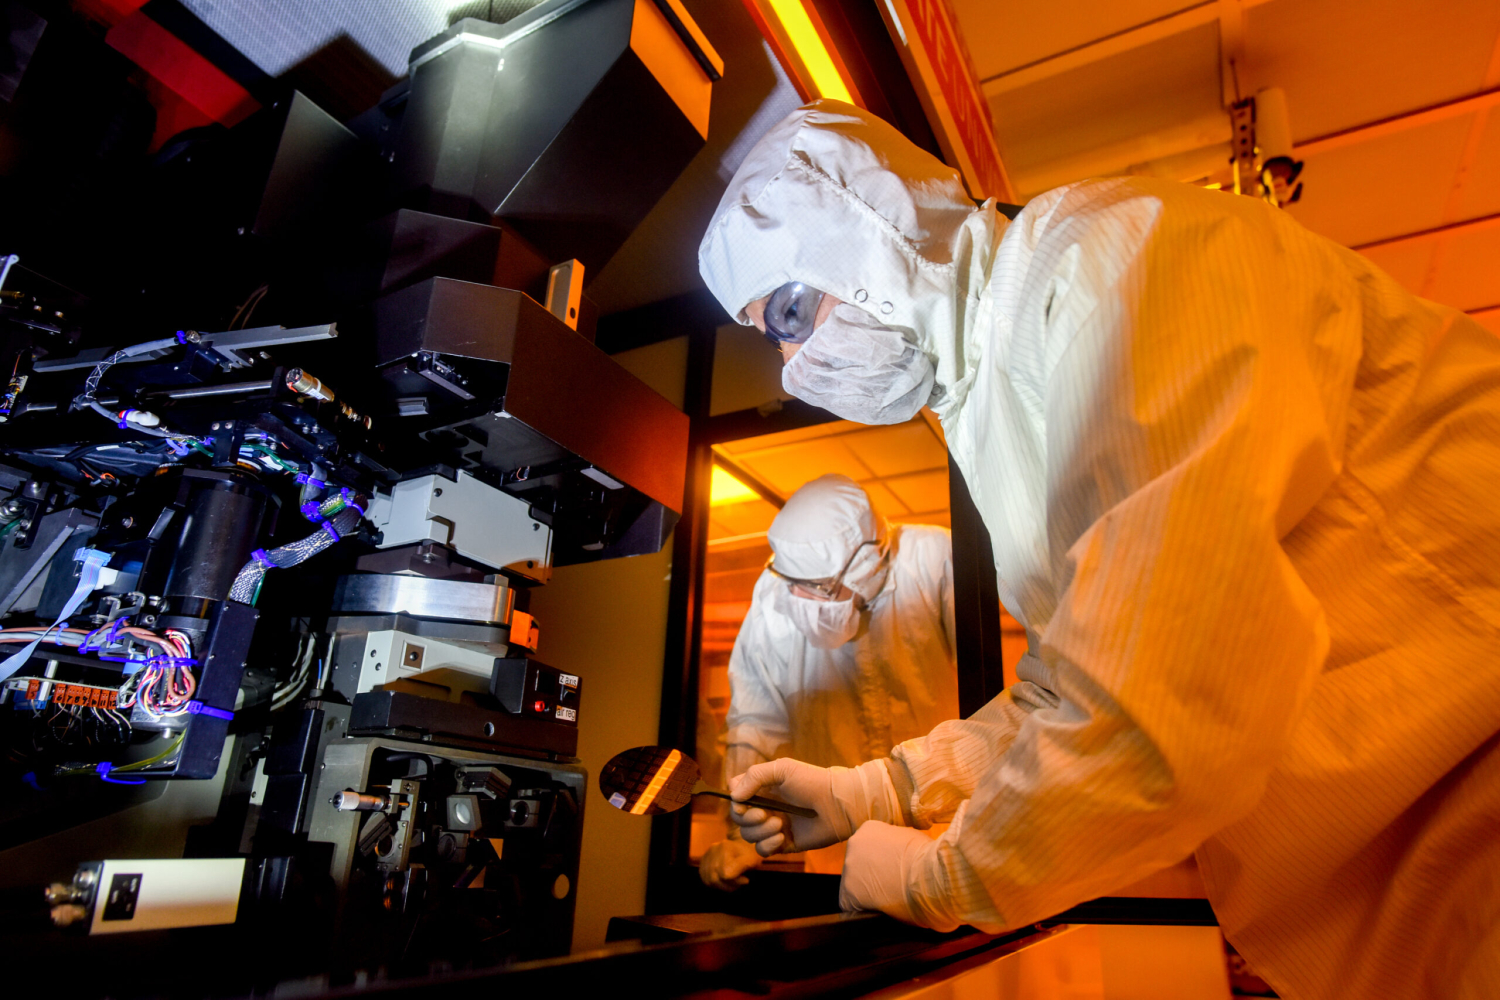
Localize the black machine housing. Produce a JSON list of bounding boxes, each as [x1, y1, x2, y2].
[[0, 0, 708, 986]]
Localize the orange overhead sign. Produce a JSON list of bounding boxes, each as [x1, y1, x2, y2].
[[879, 0, 1015, 202]]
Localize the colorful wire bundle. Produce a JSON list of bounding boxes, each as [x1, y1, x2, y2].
[[115, 630, 197, 719], [0, 623, 182, 659], [1, 623, 197, 719]]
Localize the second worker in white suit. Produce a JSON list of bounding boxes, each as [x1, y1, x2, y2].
[[699, 473, 958, 890]]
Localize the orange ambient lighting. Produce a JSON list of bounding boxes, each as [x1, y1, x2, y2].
[[758, 0, 854, 103], [710, 466, 760, 506]]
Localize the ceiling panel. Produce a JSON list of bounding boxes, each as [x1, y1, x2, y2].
[[989, 22, 1222, 181], [842, 421, 947, 477], [1454, 110, 1500, 222], [1243, 0, 1500, 140], [951, 0, 1500, 348], [1283, 114, 1473, 247], [1355, 240, 1438, 298], [709, 497, 779, 540], [717, 420, 862, 455], [736, 438, 874, 495], [952, 0, 1197, 81], [710, 415, 954, 542], [861, 480, 910, 520], [884, 469, 951, 514], [1422, 225, 1500, 312]]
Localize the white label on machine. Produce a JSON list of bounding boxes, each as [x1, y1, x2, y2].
[[90, 858, 245, 935], [558, 674, 579, 688], [555, 706, 577, 722]]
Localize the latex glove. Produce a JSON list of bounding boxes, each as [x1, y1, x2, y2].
[[699, 838, 763, 892], [729, 757, 902, 857], [838, 820, 943, 926]]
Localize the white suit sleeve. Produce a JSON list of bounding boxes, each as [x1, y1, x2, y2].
[[724, 580, 792, 780], [894, 185, 1345, 932]]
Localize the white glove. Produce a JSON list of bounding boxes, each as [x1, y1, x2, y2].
[[698, 838, 763, 892], [729, 757, 903, 857], [838, 820, 945, 926], [840, 815, 966, 935]]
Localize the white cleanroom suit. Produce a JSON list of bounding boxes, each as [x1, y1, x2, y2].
[[699, 101, 1500, 1000], [701, 474, 958, 888]]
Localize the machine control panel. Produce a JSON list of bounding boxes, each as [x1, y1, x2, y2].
[[492, 658, 581, 727]]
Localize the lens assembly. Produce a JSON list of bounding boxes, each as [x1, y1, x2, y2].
[[762, 281, 826, 345]]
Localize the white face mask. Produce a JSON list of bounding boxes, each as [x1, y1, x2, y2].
[[781, 302, 935, 426], [775, 585, 864, 649]]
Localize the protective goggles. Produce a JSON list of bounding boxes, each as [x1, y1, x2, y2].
[[761, 281, 826, 347], [765, 538, 876, 599]]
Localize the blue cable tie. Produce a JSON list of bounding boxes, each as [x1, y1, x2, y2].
[[299, 500, 323, 522], [80, 619, 123, 654], [166, 439, 190, 456], [340, 487, 366, 515], [187, 701, 233, 721], [295, 473, 326, 490], [321, 520, 341, 542], [145, 656, 199, 668], [251, 548, 276, 569], [95, 761, 146, 785], [175, 330, 188, 345]]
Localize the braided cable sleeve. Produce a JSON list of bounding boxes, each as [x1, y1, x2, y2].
[[228, 505, 365, 604], [82, 336, 181, 399]]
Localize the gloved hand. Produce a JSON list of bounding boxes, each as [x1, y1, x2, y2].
[[837, 820, 938, 925], [729, 757, 903, 857], [698, 838, 763, 892]]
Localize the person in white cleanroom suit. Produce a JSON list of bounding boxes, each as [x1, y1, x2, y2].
[[698, 101, 1500, 1000], [699, 473, 958, 891]]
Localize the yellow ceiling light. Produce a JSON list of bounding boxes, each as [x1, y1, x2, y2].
[[749, 0, 856, 104], [766, 0, 851, 102], [710, 465, 760, 506]]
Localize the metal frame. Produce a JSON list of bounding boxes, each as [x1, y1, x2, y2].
[[947, 459, 1006, 717], [648, 322, 717, 912], [643, 319, 1006, 906]]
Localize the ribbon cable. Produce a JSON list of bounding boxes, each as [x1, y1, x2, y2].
[[0, 547, 112, 682]]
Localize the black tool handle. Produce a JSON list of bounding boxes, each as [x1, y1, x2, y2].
[[694, 789, 817, 819]]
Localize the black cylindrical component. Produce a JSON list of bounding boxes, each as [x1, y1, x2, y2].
[[164, 474, 267, 613]]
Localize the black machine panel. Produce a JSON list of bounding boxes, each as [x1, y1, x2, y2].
[[0, 0, 716, 988]]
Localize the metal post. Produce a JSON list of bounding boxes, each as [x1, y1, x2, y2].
[[948, 455, 1006, 717], [646, 323, 716, 911]]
